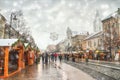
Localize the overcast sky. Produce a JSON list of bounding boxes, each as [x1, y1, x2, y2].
[[0, 0, 120, 50]]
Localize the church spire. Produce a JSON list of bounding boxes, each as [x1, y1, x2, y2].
[[66, 27, 72, 39], [93, 10, 102, 32]]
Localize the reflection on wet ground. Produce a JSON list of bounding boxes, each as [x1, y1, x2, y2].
[[1, 61, 95, 80], [3, 62, 62, 80]]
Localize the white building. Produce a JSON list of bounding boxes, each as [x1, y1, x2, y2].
[[93, 10, 102, 32]]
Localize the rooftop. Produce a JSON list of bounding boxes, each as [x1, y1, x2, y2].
[[102, 8, 120, 21], [84, 31, 103, 40], [0, 39, 18, 46]]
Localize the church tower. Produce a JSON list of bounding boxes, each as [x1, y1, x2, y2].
[[93, 10, 102, 32], [66, 27, 72, 39]]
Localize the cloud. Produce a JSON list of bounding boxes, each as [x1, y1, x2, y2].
[[0, 0, 119, 49], [101, 4, 109, 9]]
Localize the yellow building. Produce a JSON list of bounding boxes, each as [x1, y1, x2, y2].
[[84, 31, 103, 51], [71, 34, 87, 51]]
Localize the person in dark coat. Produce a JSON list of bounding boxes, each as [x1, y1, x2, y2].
[[42, 53, 45, 64], [45, 52, 48, 64], [59, 54, 62, 63], [66, 54, 69, 61], [54, 53, 58, 62], [51, 53, 54, 62]]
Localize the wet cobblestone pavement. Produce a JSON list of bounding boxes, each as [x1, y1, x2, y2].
[[88, 59, 120, 68], [3, 63, 62, 80], [1, 61, 95, 80], [64, 60, 117, 80]]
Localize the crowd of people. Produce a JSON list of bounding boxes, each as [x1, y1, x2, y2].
[[37, 50, 120, 66], [41, 52, 63, 64]]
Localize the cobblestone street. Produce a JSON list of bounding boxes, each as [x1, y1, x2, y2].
[[2, 61, 95, 80]]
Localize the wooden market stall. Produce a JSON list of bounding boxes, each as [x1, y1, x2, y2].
[[28, 49, 35, 65], [24, 43, 35, 66], [0, 39, 24, 78], [15, 40, 25, 69], [24, 43, 29, 66]]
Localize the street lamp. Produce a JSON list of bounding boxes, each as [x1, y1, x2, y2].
[[9, 12, 19, 38], [9, 12, 17, 38]]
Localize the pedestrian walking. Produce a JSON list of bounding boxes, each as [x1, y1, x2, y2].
[[104, 53, 107, 61], [85, 53, 89, 65], [45, 52, 48, 64], [72, 54, 75, 62], [54, 53, 58, 62], [66, 54, 69, 61], [59, 54, 62, 63], [51, 53, 54, 62], [42, 53, 45, 64]]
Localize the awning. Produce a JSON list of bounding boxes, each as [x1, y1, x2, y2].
[[95, 50, 109, 54]]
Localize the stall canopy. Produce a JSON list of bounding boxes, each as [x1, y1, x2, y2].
[[0, 39, 18, 46]]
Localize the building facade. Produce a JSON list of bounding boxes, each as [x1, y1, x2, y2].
[[84, 31, 103, 51], [0, 13, 28, 43], [102, 8, 120, 57], [56, 39, 70, 52], [71, 34, 87, 52]]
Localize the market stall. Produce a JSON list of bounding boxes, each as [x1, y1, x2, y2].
[[24, 44, 35, 66], [0, 39, 24, 78], [16, 40, 25, 69], [24, 43, 29, 66], [28, 49, 35, 65]]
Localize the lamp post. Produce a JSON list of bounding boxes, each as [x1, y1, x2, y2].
[[9, 12, 18, 38]]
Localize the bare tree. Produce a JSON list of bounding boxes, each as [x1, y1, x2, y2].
[[11, 10, 32, 41]]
